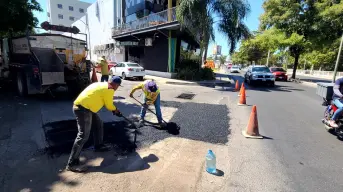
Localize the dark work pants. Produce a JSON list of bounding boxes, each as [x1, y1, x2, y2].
[[67, 106, 103, 165], [101, 75, 109, 82]]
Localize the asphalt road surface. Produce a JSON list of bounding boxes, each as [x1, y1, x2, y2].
[[226, 72, 343, 192]]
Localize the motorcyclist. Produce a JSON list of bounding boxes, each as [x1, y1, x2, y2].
[[329, 77, 343, 128]]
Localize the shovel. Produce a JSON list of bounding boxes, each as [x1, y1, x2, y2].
[[131, 96, 180, 135], [119, 114, 139, 147]]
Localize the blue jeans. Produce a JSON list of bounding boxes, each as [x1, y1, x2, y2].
[[332, 99, 343, 120], [140, 93, 162, 123]]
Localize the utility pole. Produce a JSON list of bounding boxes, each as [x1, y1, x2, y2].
[[85, 13, 92, 61], [333, 33, 343, 82], [266, 50, 270, 66]]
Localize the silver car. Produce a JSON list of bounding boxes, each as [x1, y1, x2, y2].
[[244, 65, 275, 86]]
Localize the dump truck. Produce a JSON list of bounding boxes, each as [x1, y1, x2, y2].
[[0, 33, 91, 97]]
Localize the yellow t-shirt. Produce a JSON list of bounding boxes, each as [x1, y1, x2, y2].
[[74, 82, 116, 113], [130, 80, 160, 103], [100, 60, 109, 75]]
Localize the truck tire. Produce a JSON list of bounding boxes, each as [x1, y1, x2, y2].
[[16, 72, 28, 96]]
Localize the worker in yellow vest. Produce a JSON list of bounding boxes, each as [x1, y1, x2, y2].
[[97, 56, 109, 82], [66, 76, 123, 172], [129, 80, 165, 127]]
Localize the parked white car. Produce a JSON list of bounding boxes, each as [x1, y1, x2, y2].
[[109, 62, 145, 80], [230, 66, 240, 73]]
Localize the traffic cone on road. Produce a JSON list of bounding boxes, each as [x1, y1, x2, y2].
[[237, 85, 246, 106], [235, 80, 239, 91], [242, 105, 263, 139], [91, 68, 98, 82], [238, 83, 245, 97]]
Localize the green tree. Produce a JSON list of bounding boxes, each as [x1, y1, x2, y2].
[[219, 55, 227, 65], [0, 0, 42, 38], [177, 0, 251, 67], [260, 0, 343, 78], [237, 38, 268, 65]]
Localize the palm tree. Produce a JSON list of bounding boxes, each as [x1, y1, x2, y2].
[[177, 0, 250, 66]]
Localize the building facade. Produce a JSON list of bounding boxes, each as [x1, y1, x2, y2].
[[63, 0, 199, 77], [47, 0, 91, 30], [63, 0, 124, 62]]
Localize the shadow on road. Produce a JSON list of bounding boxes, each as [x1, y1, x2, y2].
[[87, 153, 159, 174], [1, 86, 231, 191]]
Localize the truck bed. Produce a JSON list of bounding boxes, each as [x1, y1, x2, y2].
[[31, 47, 65, 85]]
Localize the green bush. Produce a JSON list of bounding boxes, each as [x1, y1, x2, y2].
[[175, 67, 215, 81], [175, 67, 198, 80], [176, 58, 200, 70], [199, 67, 215, 80]]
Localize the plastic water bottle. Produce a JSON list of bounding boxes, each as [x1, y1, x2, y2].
[[206, 150, 217, 174]]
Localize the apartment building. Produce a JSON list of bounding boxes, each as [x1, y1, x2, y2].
[[47, 0, 91, 30]]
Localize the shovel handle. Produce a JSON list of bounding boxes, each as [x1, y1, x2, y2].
[[132, 96, 168, 124]]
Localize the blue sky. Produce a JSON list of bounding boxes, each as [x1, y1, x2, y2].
[[34, 0, 264, 55]]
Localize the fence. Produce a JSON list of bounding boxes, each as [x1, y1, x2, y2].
[[112, 7, 177, 36], [287, 69, 343, 79]]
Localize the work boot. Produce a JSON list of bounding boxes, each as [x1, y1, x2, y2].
[[94, 144, 111, 152], [158, 122, 167, 129], [66, 159, 87, 173]]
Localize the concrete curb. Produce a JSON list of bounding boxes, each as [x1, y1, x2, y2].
[[144, 76, 233, 87]]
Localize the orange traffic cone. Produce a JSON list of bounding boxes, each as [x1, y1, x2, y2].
[[237, 85, 246, 105], [238, 83, 245, 96], [242, 105, 263, 139], [91, 68, 98, 82], [235, 80, 239, 91]]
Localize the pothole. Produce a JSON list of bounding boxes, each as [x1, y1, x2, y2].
[[42, 120, 138, 157], [176, 93, 196, 100]]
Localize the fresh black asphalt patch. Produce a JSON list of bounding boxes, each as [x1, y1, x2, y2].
[[42, 100, 230, 157]]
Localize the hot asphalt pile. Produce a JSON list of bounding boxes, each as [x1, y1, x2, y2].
[[43, 100, 230, 156]]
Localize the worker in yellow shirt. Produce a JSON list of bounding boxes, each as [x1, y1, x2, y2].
[[129, 80, 165, 127], [97, 56, 109, 82], [66, 76, 123, 172]]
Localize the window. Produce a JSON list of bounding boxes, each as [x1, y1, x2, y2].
[[79, 8, 84, 13], [127, 63, 140, 67], [252, 67, 270, 72], [57, 4, 62, 9], [69, 16, 74, 21], [58, 14, 63, 19], [69, 6, 74, 11]]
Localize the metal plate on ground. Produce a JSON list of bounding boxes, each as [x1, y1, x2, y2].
[[176, 93, 196, 100]]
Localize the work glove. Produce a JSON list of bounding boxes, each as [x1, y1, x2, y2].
[[113, 109, 122, 117]]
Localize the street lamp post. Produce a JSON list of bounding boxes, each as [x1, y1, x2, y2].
[[333, 33, 343, 82], [77, 14, 92, 61]]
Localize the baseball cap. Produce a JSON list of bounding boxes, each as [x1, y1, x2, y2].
[[110, 76, 122, 86], [146, 80, 158, 92]]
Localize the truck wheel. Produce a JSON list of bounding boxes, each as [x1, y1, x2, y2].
[[16, 73, 28, 96]]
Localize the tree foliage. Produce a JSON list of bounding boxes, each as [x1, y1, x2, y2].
[[219, 55, 227, 65], [259, 0, 343, 78], [176, 0, 251, 65], [0, 0, 42, 38]]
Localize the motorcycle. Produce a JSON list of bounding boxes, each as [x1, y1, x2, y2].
[[322, 98, 343, 140]]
